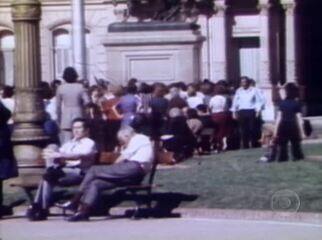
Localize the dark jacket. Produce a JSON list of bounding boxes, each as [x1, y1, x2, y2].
[[0, 101, 18, 180]]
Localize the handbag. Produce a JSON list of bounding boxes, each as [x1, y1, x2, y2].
[[303, 119, 313, 137]]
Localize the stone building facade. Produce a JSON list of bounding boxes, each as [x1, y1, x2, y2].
[[1, 0, 320, 118]]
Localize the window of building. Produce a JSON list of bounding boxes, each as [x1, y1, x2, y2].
[[0, 31, 15, 86], [52, 26, 91, 80], [53, 28, 72, 79]]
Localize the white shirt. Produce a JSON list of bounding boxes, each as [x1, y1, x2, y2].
[[1, 98, 15, 124], [45, 97, 57, 121], [209, 95, 227, 113], [59, 137, 97, 168], [187, 96, 204, 109], [121, 134, 153, 173], [231, 87, 262, 112]]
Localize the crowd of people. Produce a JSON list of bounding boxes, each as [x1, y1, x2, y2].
[[40, 68, 269, 158], [0, 66, 308, 221]]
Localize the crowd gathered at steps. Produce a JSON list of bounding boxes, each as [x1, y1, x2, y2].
[[0, 66, 307, 163], [0, 66, 307, 221]]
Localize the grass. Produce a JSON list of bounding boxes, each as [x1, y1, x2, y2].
[[154, 143, 322, 212], [4, 143, 322, 213]]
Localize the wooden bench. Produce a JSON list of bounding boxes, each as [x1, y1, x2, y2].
[[84, 143, 173, 219]]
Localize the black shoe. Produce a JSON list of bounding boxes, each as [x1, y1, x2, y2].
[[67, 212, 89, 222], [0, 205, 13, 216], [26, 204, 48, 221]]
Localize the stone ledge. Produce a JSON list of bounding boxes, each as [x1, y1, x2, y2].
[[108, 22, 200, 32]]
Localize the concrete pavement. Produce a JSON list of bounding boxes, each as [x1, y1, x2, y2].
[[1, 209, 322, 240]]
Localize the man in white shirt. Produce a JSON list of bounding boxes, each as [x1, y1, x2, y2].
[[231, 77, 263, 148], [30, 118, 97, 220], [64, 126, 154, 221]]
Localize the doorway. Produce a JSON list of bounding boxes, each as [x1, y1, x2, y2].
[[228, 37, 260, 87]]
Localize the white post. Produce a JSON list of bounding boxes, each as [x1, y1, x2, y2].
[[71, 0, 87, 80], [281, 0, 296, 83], [258, 0, 271, 87], [209, 0, 227, 82]]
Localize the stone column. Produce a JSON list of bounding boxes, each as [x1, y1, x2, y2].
[[209, 0, 227, 81], [11, 0, 48, 166], [281, 0, 296, 83], [258, 0, 271, 87], [71, 0, 87, 79], [257, 0, 276, 121]]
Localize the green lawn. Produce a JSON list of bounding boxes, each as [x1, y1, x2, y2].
[[154, 143, 322, 212], [4, 143, 322, 213]]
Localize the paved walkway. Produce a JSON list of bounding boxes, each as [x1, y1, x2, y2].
[[1, 209, 322, 240]]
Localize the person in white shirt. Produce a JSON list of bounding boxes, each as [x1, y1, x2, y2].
[[186, 85, 204, 109], [209, 84, 233, 152], [62, 126, 154, 221], [231, 76, 262, 148], [30, 118, 97, 220]]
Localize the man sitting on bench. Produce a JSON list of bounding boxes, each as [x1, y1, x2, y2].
[[28, 118, 97, 220], [59, 126, 154, 222]]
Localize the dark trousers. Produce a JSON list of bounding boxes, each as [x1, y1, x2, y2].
[[79, 161, 145, 207], [237, 109, 257, 149], [34, 168, 83, 209], [277, 122, 304, 161]]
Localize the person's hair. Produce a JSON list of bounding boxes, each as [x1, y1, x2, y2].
[[117, 126, 135, 143], [51, 79, 62, 94], [175, 82, 187, 91], [153, 83, 166, 97], [128, 78, 138, 86], [51, 79, 62, 88], [200, 82, 214, 95], [240, 76, 250, 85], [214, 84, 227, 95], [126, 84, 138, 94], [131, 113, 149, 132], [168, 107, 182, 118], [284, 82, 299, 100], [1, 85, 14, 98], [96, 78, 109, 90], [72, 118, 90, 129], [186, 108, 199, 119], [63, 67, 78, 83], [196, 104, 208, 113], [139, 82, 153, 94], [249, 78, 256, 86]]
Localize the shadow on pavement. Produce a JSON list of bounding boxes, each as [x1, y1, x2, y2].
[[93, 192, 199, 220]]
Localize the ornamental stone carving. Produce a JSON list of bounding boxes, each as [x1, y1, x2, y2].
[[11, 0, 41, 21]]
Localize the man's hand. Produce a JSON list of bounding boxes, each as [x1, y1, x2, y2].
[[42, 149, 63, 160], [256, 111, 260, 118], [232, 112, 238, 120]]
